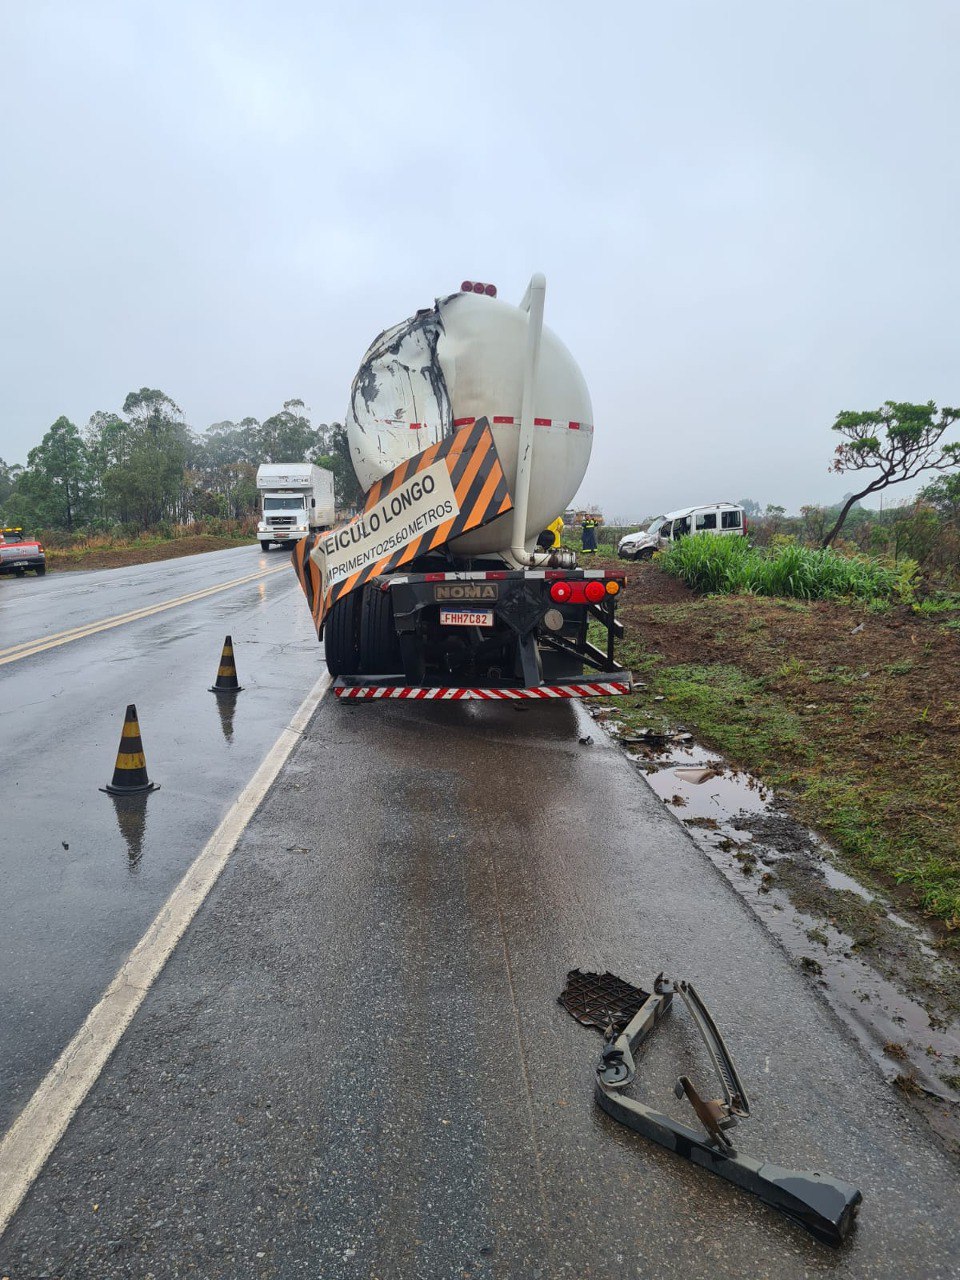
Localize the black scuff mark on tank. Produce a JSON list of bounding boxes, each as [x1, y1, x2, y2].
[[349, 298, 456, 440]]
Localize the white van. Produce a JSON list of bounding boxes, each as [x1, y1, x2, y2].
[[617, 502, 747, 560]]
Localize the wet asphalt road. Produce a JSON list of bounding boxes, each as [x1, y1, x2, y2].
[[0, 546, 323, 1132], [2, 692, 958, 1278]]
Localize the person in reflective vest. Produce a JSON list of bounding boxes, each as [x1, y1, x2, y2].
[[581, 515, 599, 555]]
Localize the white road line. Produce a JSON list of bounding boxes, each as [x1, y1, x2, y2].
[[0, 670, 332, 1239], [0, 565, 289, 666]]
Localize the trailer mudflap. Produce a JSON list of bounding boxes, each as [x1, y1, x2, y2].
[[559, 970, 862, 1248]]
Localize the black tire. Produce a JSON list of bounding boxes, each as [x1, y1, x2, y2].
[[260, 541, 271, 551], [35, 564, 45, 576], [618, 548, 636, 561], [324, 592, 361, 676], [637, 547, 655, 561], [359, 584, 402, 675]]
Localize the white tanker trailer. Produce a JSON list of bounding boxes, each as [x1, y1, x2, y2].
[[346, 282, 593, 558], [298, 275, 631, 699]]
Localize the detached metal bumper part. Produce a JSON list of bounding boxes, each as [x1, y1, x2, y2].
[[560, 970, 862, 1248]]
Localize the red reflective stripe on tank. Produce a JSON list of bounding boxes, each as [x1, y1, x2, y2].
[[465, 415, 591, 430]]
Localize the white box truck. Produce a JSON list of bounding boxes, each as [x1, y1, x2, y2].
[[256, 463, 335, 550]]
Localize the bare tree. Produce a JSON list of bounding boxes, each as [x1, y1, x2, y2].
[[823, 401, 960, 547]]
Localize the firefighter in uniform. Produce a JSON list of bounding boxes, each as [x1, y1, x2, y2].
[[580, 514, 599, 555]]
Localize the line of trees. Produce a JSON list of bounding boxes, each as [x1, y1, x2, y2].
[[0, 389, 364, 535]]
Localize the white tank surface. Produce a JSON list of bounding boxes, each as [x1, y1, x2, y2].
[[345, 286, 593, 556]]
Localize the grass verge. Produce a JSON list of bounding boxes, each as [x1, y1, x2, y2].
[[45, 533, 257, 572], [603, 560, 960, 934]]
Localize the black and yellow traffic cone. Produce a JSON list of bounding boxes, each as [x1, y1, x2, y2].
[[209, 634, 243, 693], [100, 704, 159, 795]]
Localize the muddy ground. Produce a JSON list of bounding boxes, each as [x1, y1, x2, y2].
[[587, 554, 960, 1148], [597, 553, 959, 926]]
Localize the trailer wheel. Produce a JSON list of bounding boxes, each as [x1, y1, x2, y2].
[[359, 584, 402, 675], [324, 592, 362, 676]]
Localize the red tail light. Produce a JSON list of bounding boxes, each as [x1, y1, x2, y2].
[[549, 578, 611, 605]]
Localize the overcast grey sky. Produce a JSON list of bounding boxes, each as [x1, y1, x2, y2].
[[1, 0, 958, 519]]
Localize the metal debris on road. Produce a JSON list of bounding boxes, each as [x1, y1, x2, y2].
[[621, 728, 693, 747], [559, 969, 863, 1248], [559, 969, 653, 1035]]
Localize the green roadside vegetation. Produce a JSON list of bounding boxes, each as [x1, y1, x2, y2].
[[598, 550, 960, 936], [656, 533, 915, 601], [0, 392, 362, 541]]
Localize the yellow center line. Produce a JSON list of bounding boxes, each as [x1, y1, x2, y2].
[[0, 565, 290, 667]]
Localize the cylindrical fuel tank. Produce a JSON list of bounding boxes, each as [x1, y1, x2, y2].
[[345, 290, 593, 555]]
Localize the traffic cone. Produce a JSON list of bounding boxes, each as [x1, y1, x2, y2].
[[209, 634, 243, 693], [100, 704, 159, 795]]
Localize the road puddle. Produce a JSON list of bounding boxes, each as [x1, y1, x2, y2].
[[657, 764, 771, 818], [587, 707, 960, 1152], [820, 862, 874, 901]]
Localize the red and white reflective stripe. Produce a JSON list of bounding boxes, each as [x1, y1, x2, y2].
[[414, 416, 590, 431], [334, 681, 630, 701], [452, 415, 590, 431], [380, 569, 618, 586]]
